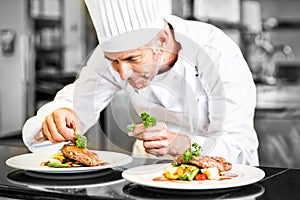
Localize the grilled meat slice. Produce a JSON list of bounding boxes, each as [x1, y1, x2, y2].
[[61, 144, 103, 166], [174, 155, 232, 172]]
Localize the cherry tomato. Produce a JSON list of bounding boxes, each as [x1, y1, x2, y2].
[[194, 174, 207, 180]]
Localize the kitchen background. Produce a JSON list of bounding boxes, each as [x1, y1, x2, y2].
[[0, 0, 299, 168]]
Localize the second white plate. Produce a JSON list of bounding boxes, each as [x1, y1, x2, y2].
[[6, 150, 132, 173], [122, 163, 265, 190]]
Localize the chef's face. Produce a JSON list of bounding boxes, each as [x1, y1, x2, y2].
[[104, 45, 162, 90]]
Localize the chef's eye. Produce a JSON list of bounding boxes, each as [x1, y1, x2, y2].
[[112, 60, 119, 64], [126, 56, 141, 63]]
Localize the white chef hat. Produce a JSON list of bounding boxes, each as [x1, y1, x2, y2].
[[84, 0, 165, 52]]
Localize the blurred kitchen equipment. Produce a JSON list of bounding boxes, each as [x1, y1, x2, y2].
[[193, 0, 240, 23], [263, 17, 300, 30], [241, 0, 262, 33], [275, 62, 300, 82], [252, 32, 295, 84], [0, 0, 35, 138], [0, 29, 16, 55]]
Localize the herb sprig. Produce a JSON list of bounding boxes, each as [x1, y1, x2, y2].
[[140, 112, 156, 128], [75, 134, 87, 149], [127, 112, 157, 132], [182, 143, 201, 161], [71, 121, 87, 149]]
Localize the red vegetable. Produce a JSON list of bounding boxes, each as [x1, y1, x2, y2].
[[194, 174, 207, 180]]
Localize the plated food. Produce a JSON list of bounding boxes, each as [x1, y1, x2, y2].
[[41, 144, 105, 168], [6, 150, 133, 173], [122, 163, 265, 190], [164, 155, 234, 181], [6, 126, 133, 173], [41, 129, 104, 168], [122, 142, 265, 190], [160, 143, 235, 181]]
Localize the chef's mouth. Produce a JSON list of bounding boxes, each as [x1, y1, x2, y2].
[[128, 75, 151, 90]]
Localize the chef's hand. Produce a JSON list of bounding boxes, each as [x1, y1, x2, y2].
[[39, 108, 80, 143], [128, 122, 191, 156]]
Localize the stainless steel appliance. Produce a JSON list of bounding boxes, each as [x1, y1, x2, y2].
[[0, 0, 35, 138]]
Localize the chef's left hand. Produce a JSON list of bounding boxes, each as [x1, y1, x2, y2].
[[128, 122, 191, 156]]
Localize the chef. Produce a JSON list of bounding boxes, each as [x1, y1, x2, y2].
[[22, 0, 259, 165]]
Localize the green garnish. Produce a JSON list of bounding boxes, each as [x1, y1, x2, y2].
[[127, 123, 136, 132], [182, 143, 201, 161], [47, 163, 71, 168], [75, 134, 87, 149], [171, 162, 178, 167], [127, 112, 157, 132], [140, 112, 156, 128]]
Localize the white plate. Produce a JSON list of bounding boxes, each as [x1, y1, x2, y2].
[[122, 163, 265, 190], [6, 151, 132, 173]]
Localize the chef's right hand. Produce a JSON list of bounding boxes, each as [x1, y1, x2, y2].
[[128, 122, 191, 156], [41, 108, 80, 143]]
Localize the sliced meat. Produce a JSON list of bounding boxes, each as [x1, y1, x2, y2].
[[61, 144, 103, 166], [174, 155, 232, 172]]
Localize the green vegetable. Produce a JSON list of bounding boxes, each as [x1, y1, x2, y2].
[[47, 163, 71, 168], [178, 165, 199, 181], [182, 143, 202, 161], [127, 112, 157, 132], [75, 134, 87, 149], [140, 112, 156, 128], [188, 167, 200, 181], [179, 171, 190, 180]]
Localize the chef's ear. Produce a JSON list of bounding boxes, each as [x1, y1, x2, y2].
[[156, 29, 169, 49]]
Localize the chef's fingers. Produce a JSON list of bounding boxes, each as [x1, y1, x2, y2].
[[44, 115, 66, 142], [145, 144, 169, 156], [129, 122, 166, 137], [135, 123, 169, 140], [145, 122, 166, 131], [146, 148, 168, 157], [52, 110, 75, 142], [42, 118, 57, 143], [135, 131, 168, 140], [143, 139, 168, 149], [129, 124, 144, 135], [70, 120, 77, 134], [42, 120, 52, 142], [33, 131, 47, 143]]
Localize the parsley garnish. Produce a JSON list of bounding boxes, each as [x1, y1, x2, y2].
[[127, 112, 157, 131], [140, 112, 156, 128], [75, 134, 87, 149], [182, 143, 201, 161]]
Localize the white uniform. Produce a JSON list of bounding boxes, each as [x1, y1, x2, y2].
[[22, 15, 259, 165]]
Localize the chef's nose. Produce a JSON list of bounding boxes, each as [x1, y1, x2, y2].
[[119, 62, 133, 80]]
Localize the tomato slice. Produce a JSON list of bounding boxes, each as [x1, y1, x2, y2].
[[194, 174, 207, 180]]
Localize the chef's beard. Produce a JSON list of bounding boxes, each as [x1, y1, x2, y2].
[[127, 51, 164, 90]]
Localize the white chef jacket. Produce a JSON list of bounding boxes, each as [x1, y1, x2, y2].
[[22, 15, 259, 165]]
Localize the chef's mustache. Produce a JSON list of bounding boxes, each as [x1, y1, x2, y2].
[[125, 70, 151, 80]]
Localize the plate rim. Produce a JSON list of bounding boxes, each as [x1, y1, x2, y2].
[[6, 150, 132, 173], [122, 163, 265, 190]]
